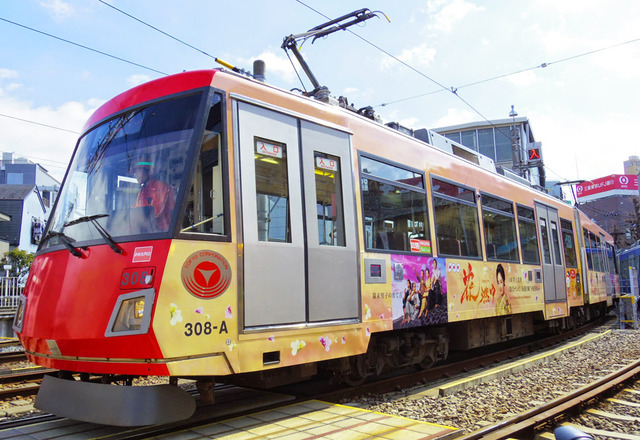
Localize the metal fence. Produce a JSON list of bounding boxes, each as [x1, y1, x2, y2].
[[0, 277, 23, 310]]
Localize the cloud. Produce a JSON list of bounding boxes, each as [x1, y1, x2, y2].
[[39, 0, 74, 20], [0, 72, 95, 181], [430, 107, 476, 129], [0, 69, 19, 81], [0, 69, 21, 97], [382, 44, 436, 70], [425, 0, 484, 32], [530, 109, 637, 181], [505, 70, 540, 86], [237, 50, 298, 85], [126, 74, 152, 87]]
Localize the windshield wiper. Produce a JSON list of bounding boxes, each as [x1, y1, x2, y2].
[[180, 213, 223, 233], [41, 230, 83, 258], [64, 214, 122, 254], [63, 214, 109, 227]]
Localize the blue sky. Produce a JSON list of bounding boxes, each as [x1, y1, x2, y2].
[[1, 0, 639, 183]]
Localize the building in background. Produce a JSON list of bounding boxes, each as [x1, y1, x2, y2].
[[430, 113, 546, 189], [624, 156, 640, 175], [0, 153, 60, 253], [575, 167, 640, 249]]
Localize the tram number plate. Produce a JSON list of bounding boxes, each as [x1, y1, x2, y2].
[[120, 267, 155, 289]]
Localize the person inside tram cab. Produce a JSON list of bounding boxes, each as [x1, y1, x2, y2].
[[133, 157, 175, 230]]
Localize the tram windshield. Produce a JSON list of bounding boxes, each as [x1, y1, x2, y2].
[[43, 92, 203, 249]]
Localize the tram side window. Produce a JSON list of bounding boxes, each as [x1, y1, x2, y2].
[[517, 206, 540, 264], [539, 219, 551, 264], [583, 229, 593, 270], [550, 221, 563, 265], [360, 156, 429, 253], [560, 219, 578, 268], [432, 177, 481, 258], [592, 233, 602, 272], [254, 138, 290, 243], [182, 94, 226, 236], [608, 244, 618, 274], [599, 233, 608, 273], [315, 153, 345, 246], [481, 194, 518, 262]]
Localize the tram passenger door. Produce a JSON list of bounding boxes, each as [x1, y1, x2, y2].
[[300, 120, 358, 322], [601, 234, 613, 298], [237, 102, 358, 327], [535, 203, 566, 303]]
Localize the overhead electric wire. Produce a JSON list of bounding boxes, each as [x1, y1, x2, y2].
[[0, 113, 79, 134], [0, 16, 168, 76], [378, 36, 640, 108], [0, 150, 69, 170], [294, 1, 640, 186], [95, 0, 217, 61], [293, 1, 501, 134]]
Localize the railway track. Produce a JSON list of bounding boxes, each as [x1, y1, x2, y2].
[[0, 320, 622, 439], [455, 354, 640, 439], [0, 339, 27, 366], [312, 318, 611, 403], [0, 367, 56, 400]]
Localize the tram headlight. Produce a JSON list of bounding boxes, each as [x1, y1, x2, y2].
[[113, 297, 145, 331], [105, 288, 155, 337]]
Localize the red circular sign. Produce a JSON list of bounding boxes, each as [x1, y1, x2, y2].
[[181, 250, 231, 299]]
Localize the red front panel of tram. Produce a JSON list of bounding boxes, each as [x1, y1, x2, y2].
[[20, 240, 171, 362]]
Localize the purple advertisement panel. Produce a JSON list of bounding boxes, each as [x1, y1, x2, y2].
[[391, 255, 448, 329]]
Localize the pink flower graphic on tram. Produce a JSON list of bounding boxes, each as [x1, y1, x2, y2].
[[267, 335, 275, 342], [366, 327, 371, 337], [225, 305, 233, 319], [319, 336, 332, 352], [341, 336, 346, 344], [194, 306, 211, 320]]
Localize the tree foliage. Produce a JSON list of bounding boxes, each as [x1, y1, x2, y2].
[[0, 249, 34, 276]]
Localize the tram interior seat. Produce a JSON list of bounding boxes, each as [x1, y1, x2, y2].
[[375, 231, 409, 251], [523, 249, 538, 263], [486, 243, 497, 259], [462, 240, 478, 256], [438, 237, 461, 256]]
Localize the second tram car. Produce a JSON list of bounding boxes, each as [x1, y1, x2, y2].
[[618, 243, 640, 294], [14, 67, 618, 425]]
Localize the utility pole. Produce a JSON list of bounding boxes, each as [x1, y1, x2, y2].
[[509, 105, 523, 178]]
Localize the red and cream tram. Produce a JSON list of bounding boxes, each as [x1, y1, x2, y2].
[[13, 67, 618, 425]]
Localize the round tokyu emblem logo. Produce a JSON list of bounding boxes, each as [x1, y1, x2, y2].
[[181, 250, 231, 299]]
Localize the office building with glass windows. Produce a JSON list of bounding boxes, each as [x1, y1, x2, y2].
[[430, 117, 545, 188]]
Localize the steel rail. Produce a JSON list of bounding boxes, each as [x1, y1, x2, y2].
[[316, 318, 609, 402], [457, 358, 640, 439]]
